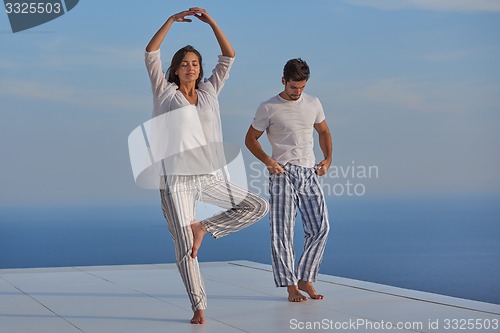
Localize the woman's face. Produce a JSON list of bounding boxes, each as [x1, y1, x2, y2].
[[175, 52, 201, 86]]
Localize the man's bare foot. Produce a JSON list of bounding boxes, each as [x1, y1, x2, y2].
[[190, 221, 207, 259], [190, 309, 205, 324], [287, 286, 308, 302], [298, 280, 324, 300]]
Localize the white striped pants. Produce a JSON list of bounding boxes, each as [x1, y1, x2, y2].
[[159, 171, 269, 311], [269, 163, 330, 287]]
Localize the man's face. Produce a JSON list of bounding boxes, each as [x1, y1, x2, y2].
[[282, 79, 307, 101]]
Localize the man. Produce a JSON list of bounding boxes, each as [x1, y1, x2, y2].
[[245, 58, 332, 302]]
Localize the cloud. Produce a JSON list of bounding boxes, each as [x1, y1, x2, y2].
[[0, 58, 20, 69], [421, 50, 474, 62], [2, 37, 143, 71], [354, 77, 500, 114], [0, 78, 149, 112], [343, 0, 500, 12], [0, 37, 147, 113], [35, 43, 142, 70], [360, 78, 430, 111]]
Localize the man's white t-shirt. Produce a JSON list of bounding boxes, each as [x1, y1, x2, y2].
[[251, 93, 325, 168]]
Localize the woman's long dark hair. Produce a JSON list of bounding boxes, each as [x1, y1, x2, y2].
[[167, 45, 204, 89]]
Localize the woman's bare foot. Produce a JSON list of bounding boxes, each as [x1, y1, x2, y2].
[[190, 309, 205, 324], [190, 221, 207, 259], [287, 286, 308, 302], [298, 280, 324, 300]]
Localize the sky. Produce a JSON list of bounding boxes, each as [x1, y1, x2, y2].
[[0, 0, 499, 206]]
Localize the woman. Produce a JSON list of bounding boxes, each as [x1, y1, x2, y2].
[[145, 8, 269, 324]]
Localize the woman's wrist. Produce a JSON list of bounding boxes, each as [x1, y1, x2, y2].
[[207, 19, 218, 28]]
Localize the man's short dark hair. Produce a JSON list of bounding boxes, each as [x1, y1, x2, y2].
[[283, 58, 310, 82]]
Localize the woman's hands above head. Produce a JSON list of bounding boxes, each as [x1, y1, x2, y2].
[[189, 7, 234, 57], [169, 8, 215, 25], [189, 7, 216, 25], [146, 10, 195, 51], [147, 7, 234, 57], [170, 10, 196, 23]]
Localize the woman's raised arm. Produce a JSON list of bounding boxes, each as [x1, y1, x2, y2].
[[146, 10, 195, 52], [191, 7, 235, 58]]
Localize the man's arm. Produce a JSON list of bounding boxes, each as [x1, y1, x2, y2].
[[245, 125, 285, 174], [314, 120, 332, 176]]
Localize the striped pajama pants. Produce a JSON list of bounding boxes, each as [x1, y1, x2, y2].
[[159, 170, 269, 311], [269, 163, 330, 287]]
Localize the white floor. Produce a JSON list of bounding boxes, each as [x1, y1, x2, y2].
[[0, 261, 499, 333]]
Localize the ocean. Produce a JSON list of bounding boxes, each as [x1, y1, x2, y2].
[[1, 194, 499, 305]]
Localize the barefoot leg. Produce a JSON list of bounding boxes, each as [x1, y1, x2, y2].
[[190, 221, 207, 259], [190, 309, 205, 324], [298, 280, 324, 300], [287, 286, 308, 302]]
